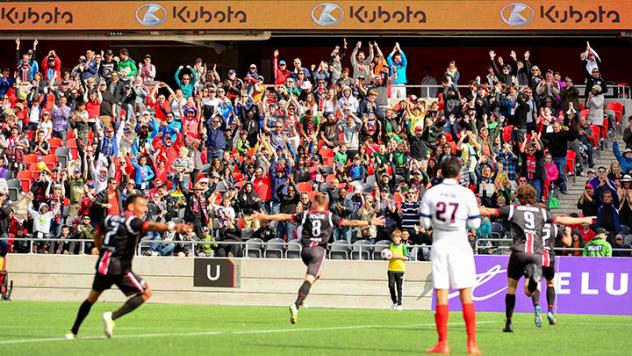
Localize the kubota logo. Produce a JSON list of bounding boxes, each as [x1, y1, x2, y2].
[[136, 3, 168, 27], [311, 3, 344, 26], [500, 2, 535, 27]]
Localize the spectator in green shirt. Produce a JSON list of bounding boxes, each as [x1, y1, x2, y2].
[[583, 229, 612, 257]]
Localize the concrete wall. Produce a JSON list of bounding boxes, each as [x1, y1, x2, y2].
[[9, 255, 434, 310]]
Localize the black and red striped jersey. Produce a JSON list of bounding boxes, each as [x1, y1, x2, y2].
[[498, 205, 555, 255], [292, 210, 344, 248], [95, 213, 146, 276]]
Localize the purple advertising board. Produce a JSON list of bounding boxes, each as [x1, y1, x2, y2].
[[435, 255, 632, 315]]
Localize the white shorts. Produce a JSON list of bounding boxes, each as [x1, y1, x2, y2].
[[430, 245, 476, 290]]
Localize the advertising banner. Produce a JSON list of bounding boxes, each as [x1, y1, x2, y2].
[[438, 255, 632, 315], [0, 1, 630, 32]]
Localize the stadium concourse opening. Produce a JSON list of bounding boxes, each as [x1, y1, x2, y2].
[[0, 36, 631, 89]]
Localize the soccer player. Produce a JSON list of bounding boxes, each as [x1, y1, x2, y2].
[[480, 185, 593, 333], [533, 222, 571, 326], [254, 192, 385, 324], [420, 158, 482, 355], [66, 193, 188, 339]]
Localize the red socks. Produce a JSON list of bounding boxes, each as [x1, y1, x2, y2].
[[435, 304, 449, 342], [462, 303, 477, 344]]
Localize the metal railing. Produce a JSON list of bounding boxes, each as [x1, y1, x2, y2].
[[475, 238, 632, 255], [3, 237, 630, 259]]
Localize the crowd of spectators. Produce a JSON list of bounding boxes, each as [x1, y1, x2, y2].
[[0, 38, 630, 259]]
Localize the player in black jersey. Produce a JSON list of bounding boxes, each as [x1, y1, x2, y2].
[[481, 184, 593, 333], [66, 193, 188, 339], [255, 192, 385, 324], [533, 221, 571, 326]]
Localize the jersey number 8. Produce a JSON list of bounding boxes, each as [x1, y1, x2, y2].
[[312, 220, 321, 237]]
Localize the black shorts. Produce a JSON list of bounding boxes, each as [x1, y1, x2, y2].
[[507, 251, 542, 281], [301, 246, 327, 278], [542, 255, 556, 281], [92, 271, 147, 297]]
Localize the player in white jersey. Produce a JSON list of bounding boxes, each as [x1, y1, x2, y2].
[[420, 158, 481, 355]]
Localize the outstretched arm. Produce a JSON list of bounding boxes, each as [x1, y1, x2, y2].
[[554, 216, 594, 226], [254, 212, 294, 222], [479, 206, 499, 216], [339, 216, 385, 228]]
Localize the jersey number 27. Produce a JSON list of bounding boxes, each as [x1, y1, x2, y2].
[[436, 202, 459, 223]]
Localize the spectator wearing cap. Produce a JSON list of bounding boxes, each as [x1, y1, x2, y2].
[[586, 84, 605, 128], [99, 125, 118, 159], [27, 198, 55, 253], [181, 182, 211, 237], [273, 50, 292, 85], [612, 234, 631, 257], [536, 69, 561, 101], [577, 183, 599, 217], [174, 65, 196, 99], [582, 58, 607, 99], [387, 42, 407, 100], [612, 139, 632, 174], [224, 69, 243, 100], [15, 38, 39, 82], [41, 50, 62, 82], [138, 54, 156, 82], [116, 48, 137, 80], [488, 50, 513, 86]]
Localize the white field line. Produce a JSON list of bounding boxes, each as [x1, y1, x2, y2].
[[0, 321, 496, 345]]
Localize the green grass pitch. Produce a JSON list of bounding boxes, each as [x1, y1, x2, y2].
[[0, 302, 629, 355]]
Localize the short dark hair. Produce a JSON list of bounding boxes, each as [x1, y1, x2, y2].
[[124, 192, 145, 209], [440, 157, 461, 179]]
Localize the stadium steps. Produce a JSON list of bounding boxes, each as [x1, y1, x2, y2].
[[555, 136, 621, 216]]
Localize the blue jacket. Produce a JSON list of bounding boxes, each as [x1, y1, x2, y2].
[[132, 159, 155, 187], [206, 118, 226, 150], [596, 203, 621, 234], [99, 135, 118, 159], [613, 142, 632, 173], [270, 162, 290, 203], [387, 51, 407, 85], [0, 77, 14, 97]]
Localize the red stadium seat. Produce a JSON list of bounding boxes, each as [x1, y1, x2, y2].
[[607, 102, 624, 124], [23, 154, 39, 165], [16, 170, 32, 192], [319, 147, 334, 158], [42, 155, 58, 167], [297, 182, 313, 193], [49, 137, 62, 149], [566, 150, 576, 177]]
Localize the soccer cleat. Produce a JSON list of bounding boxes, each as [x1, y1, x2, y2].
[[547, 312, 557, 325], [467, 341, 482, 355], [390, 303, 397, 310], [396, 305, 404, 311], [534, 305, 542, 328], [65, 332, 76, 340], [503, 320, 513, 333], [102, 312, 115, 338], [289, 304, 298, 324], [425, 341, 450, 354]]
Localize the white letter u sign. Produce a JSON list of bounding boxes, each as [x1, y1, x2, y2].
[[207, 265, 220, 281]]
